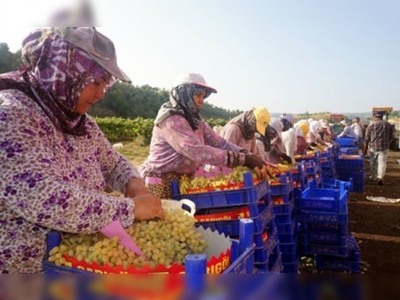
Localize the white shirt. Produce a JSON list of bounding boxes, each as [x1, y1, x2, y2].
[[337, 125, 358, 138], [351, 123, 363, 138], [282, 129, 297, 162]]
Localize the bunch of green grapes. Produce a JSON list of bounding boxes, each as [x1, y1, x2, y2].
[[179, 175, 192, 194], [179, 166, 257, 193], [190, 176, 210, 189], [127, 209, 207, 266], [48, 209, 207, 270], [227, 166, 254, 183]]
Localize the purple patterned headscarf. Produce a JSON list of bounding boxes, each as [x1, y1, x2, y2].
[[154, 84, 207, 131], [0, 28, 113, 136]]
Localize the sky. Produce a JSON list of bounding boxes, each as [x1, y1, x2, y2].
[[1, 0, 400, 114]]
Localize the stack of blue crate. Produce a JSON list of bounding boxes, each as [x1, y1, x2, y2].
[[270, 173, 299, 273], [335, 154, 365, 193], [319, 148, 337, 179], [314, 234, 361, 273], [172, 171, 282, 273], [305, 160, 322, 188], [292, 161, 308, 190], [291, 161, 308, 214], [298, 181, 361, 273], [335, 137, 359, 155]]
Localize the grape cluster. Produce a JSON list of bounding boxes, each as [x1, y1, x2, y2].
[[48, 209, 207, 270], [179, 166, 256, 193]]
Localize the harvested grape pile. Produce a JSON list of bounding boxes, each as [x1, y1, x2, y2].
[[49, 209, 207, 269]]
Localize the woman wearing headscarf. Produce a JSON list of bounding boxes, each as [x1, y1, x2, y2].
[[307, 119, 327, 146], [264, 117, 292, 164], [294, 121, 310, 155], [220, 107, 270, 159], [0, 27, 164, 273], [280, 113, 297, 163], [139, 73, 267, 199]]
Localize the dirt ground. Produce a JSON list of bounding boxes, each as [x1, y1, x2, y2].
[[348, 151, 400, 273]]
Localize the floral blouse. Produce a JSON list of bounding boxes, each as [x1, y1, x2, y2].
[[0, 90, 140, 273]]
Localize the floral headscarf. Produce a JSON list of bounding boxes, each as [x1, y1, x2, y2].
[[155, 84, 209, 130], [0, 28, 113, 136], [227, 110, 257, 140]]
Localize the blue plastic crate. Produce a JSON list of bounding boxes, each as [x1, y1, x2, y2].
[[278, 232, 297, 244], [300, 182, 347, 211], [320, 160, 335, 170], [305, 160, 321, 175], [291, 162, 308, 188], [271, 193, 294, 205], [269, 173, 294, 196], [300, 231, 347, 246], [322, 178, 353, 192], [336, 155, 364, 167], [321, 169, 337, 180], [171, 172, 270, 209], [335, 137, 358, 147], [254, 244, 282, 272], [272, 198, 294, 214], [300, 234, 351, 257], [254, 228, 279, 263], [297, 206, 348, 223], [339, 147, 359, 155], [223, 240, 255, 274], [196, 201, 274, 236], [274, 211, 292, 224], [44, 220, 256, 275], [279, 242, 297, 254], [299, 221, 348, 234], [336, 175, 364, 187], [315, 234, 361, 273], [319, 148, 334, 159], [281, 252, 298, 265], [276, 218, 297, 235], [281, 262, 299, 274]]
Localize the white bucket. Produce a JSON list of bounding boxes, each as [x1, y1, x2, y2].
[[161, 199, 196, 216]]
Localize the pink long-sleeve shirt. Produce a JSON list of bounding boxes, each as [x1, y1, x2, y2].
[[139, 115, 243, 177]]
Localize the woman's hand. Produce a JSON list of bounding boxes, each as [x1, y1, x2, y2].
[[125, 178, 152, 198], [132, 194, 164, 221], [244, 154, 268, 180]]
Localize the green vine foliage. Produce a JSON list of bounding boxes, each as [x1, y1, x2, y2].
[[94, 117, 229, 145], [94, 117, 155, 144]]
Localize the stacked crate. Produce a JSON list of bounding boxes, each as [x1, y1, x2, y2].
[[291, 161, 308, 214], [335, 137, 359, 155], [305, 160, 322, 188], [335, 154, 365, 193], [314, 235, 361, 273], [270, 173, 299, 273], [297, 181, 361, 273], [172, 172, 282, 273], [319, 148, 337, 179]]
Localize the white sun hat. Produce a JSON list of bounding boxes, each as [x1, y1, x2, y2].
[[172, 73, 217, 93]]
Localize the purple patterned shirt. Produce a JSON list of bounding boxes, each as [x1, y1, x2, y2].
[[139, 115, 243, 176], [0, 90, 140, 273]]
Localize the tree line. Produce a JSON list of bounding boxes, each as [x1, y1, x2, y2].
[[0, 43, 242, 121]]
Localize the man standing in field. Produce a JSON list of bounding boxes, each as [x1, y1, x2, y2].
[[364, 111, 393, 186], [351, 117, 364, 149]]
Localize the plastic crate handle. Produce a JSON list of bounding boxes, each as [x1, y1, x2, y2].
[[162, 199, 196, 216]]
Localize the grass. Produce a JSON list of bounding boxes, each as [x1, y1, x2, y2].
[[114, 138, 150, 169]]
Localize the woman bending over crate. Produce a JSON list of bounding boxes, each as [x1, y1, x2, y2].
[[139, 73, 268, 198]]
